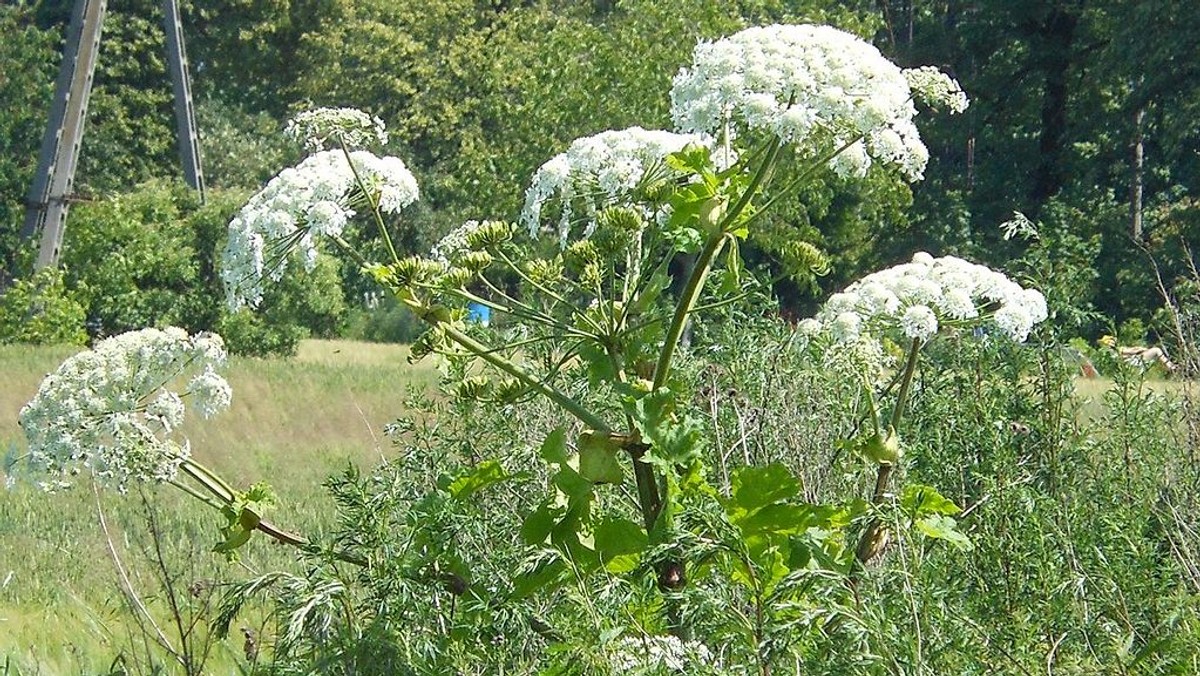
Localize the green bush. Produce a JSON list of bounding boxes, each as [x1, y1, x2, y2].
[[342, 294, 424, 344], [0, 267, 87, 345], [59, 180, 348, 355]]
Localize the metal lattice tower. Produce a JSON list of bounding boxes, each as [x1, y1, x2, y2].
[[21, 0, 204, 270]]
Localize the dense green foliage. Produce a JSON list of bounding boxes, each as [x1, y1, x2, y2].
[[4, 0, 1195, 342]]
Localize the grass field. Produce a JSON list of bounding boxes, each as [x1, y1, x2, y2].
[[0, 340, 437, 674]]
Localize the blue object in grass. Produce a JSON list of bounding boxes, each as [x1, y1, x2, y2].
[[467, 302, 491, 327]]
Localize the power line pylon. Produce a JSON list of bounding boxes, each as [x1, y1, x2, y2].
[[21, 0, 204, 270]]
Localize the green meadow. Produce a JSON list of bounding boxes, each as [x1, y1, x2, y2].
[[0, 340, 436, 673]]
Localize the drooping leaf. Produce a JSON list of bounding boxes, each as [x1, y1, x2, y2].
[[594, 517, 647, 573], [445, 459, 510, 501], [916, 514, 974, 551], [900, 483, 962, 517], [577, 431, 624, 484]]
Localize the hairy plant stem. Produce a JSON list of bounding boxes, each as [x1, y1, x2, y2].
[[855, 338, 922, 569], [176, 461, 367, 566], [339, 142, 401, 266]]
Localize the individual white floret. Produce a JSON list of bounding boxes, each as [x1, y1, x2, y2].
[[902, 66, 970, 113], [900, 304, 938, 340]]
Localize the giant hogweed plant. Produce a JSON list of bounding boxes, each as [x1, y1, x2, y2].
[[16, 24, 1049, 671]]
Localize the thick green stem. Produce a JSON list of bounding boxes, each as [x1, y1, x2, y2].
[[652, 138, 783, 392], [651, 234, 727, 391], [716, 137, 782, 235], [889, 338, 922, 434], [856, 339, 922, 567]]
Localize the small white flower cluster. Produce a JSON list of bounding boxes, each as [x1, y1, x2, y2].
[[222, 149, 420, 309], [521, 127, 715, 245], [801, 252, 1048, 344], [285, 107, 389, 151], [902, 66, 970, 114], [608, 634, 717, 673], [671, 24, 965, 180], [18, 328, 232, 491], [430, 219, 488, 265], [1000, 211, 1039, 241]]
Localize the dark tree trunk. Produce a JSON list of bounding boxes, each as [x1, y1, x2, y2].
[[1029, 7, 1079, 206]]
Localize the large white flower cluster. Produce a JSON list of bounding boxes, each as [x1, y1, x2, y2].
[[222, 149, 420, 308], [671, 24, 966, 180], [18, 328, 232, 491], [801, 252, 1048, 344], [521, 127, 716, 245], [285, 107, 389, 151]]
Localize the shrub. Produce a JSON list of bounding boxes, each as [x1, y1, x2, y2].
[[0, 267, 87, 344]]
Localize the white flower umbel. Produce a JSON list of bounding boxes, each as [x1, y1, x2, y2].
[[521, 127, 719, 245], [671, 24, 967, 181], [902, 66, 970, 114], [811, 252, 1048, 343], [18, 328, 232, 491], [285, 107, 389, 151], [222, 149, 420, 308], [608, 635, 718, 673]]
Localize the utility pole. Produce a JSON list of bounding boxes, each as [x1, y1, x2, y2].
[[21, 0, 205, 270], [163, 0, 204, 200], [21, 0, 107, 270]]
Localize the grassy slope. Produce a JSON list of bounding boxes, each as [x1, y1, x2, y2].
[[0, 340, 436, 673]]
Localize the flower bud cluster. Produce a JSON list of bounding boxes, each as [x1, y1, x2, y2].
[[285, 107, 389, 151], [222, 149, 419, 309], [671, 24, 966, 181], [521, 127, 717, 245], [801, 252, 1048, 344], [18, 328, 232, 491], [431, 220, 512, 266]]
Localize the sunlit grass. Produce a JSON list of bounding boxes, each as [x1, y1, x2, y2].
[[0, 339, 438, 672]]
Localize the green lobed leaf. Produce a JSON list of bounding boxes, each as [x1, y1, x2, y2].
[[445, 459, 511, 501], [900, 483, 962, 517], [915, 514, 974, 551]]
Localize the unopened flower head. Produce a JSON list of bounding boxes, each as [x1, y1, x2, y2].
[[521, 127, 722, 246], [222, 149, 419, 309], [431, 219, 509, 266], [671, 24, 964, 181], [810, 252, 1048, 344], [285, 107, 389, 151], [18, 328, 232, 491]]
